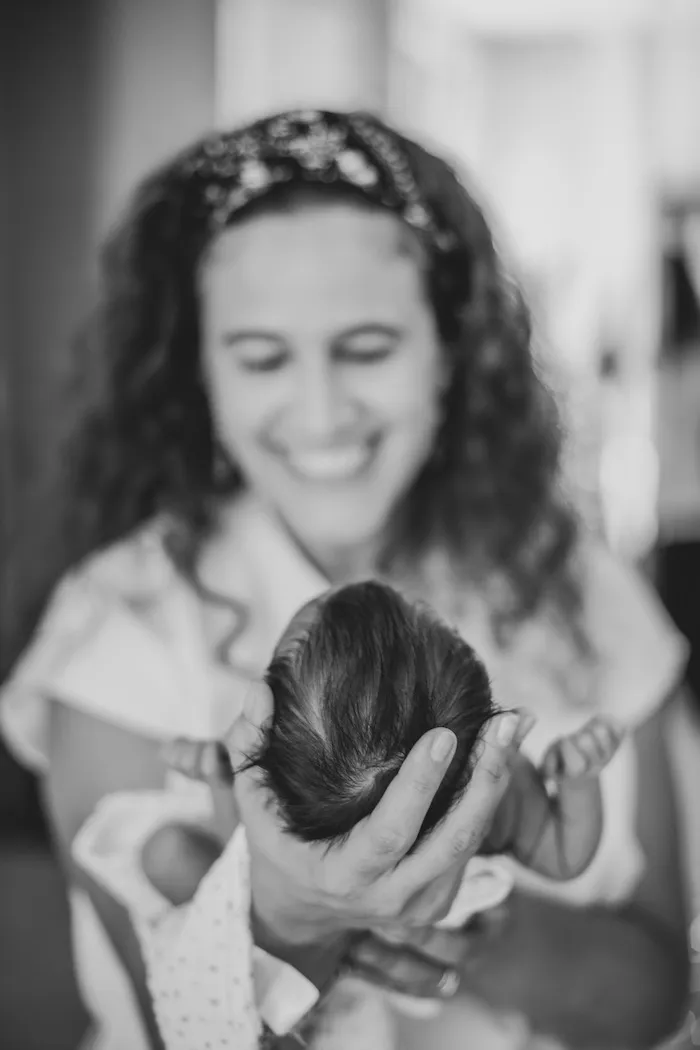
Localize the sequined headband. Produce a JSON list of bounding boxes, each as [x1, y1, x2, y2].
[[182, 109, 456, 252]]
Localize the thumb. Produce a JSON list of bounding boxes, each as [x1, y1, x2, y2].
[[223, 679, 274, 774]]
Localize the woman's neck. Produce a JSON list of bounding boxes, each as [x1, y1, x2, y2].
[[210, 492, 382, 587], [275, 520, 380, 587]]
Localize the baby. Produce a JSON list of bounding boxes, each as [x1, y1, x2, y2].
[[145, 581, 622, 1044]]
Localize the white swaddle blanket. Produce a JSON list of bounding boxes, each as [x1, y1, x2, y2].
[[73, 788, 515, 1049]]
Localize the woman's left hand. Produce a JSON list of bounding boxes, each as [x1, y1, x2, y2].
[[347, 915, 568, 1050], [346, 906, 508, 1000]]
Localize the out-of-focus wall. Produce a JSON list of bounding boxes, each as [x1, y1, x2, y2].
[[91, 0, 216, 236], [1, 0, 217, 661], [1, 0, 97, 826], [216, 0, 389, 125], [390, 0, 700, 556], [1, 0, 97, 680]]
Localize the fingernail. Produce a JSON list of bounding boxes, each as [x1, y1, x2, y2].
[[515, 708, 536, 737], [437, 969, 460, 998], [496, 714, 520, 746], [431, 729, 457, 764]]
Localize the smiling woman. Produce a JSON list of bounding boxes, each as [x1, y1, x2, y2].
[[0, 109, 690, 1050], [199, 194, 444, 573]]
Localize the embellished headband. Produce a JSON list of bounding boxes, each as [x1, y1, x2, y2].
[[181, 109, 456, 252]]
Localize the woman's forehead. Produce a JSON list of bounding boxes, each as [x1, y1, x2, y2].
[[200, 204, 426, 321]]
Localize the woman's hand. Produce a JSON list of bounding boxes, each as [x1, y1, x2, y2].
[[348, 918, 569, 1050], [225, 681, 530, 947], [346, 904, 509, 999]]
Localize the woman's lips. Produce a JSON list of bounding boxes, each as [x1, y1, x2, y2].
[[282, 440, 379, 482]]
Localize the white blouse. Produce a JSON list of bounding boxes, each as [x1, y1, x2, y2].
[[0, 493, 688, 1049]]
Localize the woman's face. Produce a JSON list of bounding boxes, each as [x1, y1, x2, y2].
[[200, 201, 445, 566]]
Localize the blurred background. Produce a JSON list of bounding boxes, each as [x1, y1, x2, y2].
[[1, 1, 700, 1046]]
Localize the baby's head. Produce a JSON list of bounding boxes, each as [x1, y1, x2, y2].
[[249, 581, 495, 847]]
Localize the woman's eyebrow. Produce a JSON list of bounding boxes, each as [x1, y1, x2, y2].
[[220, 329, 284, 347], [336, 323, 403, 340]]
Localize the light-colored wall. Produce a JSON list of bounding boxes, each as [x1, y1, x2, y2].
[[92, 0, 216, 238], [215, 0, 389, 125]]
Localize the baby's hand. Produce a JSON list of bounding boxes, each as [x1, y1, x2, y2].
[[540, 717, 624, 782], [162, 738, 234, 785]]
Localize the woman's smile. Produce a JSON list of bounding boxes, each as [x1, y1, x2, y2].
[[273, 436, 382, 484]]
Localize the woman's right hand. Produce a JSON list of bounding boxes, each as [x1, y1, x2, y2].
[[225, 681, 531, 948]]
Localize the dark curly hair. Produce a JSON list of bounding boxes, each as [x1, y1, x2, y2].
[[64, 111, 583, 648]]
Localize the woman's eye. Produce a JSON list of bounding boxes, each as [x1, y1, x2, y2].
[[337, 329, 399, 363], [222, 335, 289, 373], [238, 350, 288, 373]]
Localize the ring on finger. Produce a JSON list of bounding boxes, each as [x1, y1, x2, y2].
[[436, 968, 461, 999]]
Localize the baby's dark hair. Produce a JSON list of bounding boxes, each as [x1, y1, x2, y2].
[[249, 581, 496, 846]]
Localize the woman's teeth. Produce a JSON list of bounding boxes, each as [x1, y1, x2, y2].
[[286, 445, 374, 481]]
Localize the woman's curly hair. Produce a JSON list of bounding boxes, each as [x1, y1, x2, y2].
[[64, 114, 583, 646]]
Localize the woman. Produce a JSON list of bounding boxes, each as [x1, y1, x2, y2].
[[0, 109, 690, 1049]]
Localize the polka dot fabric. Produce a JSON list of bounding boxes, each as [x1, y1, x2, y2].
[[138, 831, 260, 1050], [73, 792, 318, 1049]]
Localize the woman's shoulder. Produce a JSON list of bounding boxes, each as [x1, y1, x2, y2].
[[0, 518, 220, 770], [467, 535, 688, 733], [76, 516, 178, 596], [30, 518, 185, 666]]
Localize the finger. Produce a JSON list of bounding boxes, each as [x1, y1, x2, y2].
[[590, 718, 624, 763], [200, 742, 223, 782], [186, 742, 206, 780], [557, 737, 589, 778], [571, 732, 601, 769], [210, 780, 239, 839], [214, 742, 235, 783], [511, 708, 537, 749], [540, 743, 563, 781], [226, 683, 277, 830], [199, 741, 234, 784], [394, 712, 522, 889], [348, 938, 461, 1000], [224, 680, 274, 777], [163, 739, 200, 779], [401, 868, 463, 928], [352, 727, 457, 880], [372, 924, 465, 968]]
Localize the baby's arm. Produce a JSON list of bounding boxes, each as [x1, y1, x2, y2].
[[141, 741, 231, 905], [485, 717, 623, 880]]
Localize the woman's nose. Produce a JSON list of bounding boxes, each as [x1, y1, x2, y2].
[[293, 362, 355, 441]]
